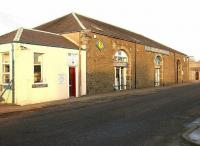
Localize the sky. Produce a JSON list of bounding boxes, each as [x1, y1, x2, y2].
[[0, 0, 199, 60]]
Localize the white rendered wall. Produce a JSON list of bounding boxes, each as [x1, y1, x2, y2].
[[13, 43, 86, 105]]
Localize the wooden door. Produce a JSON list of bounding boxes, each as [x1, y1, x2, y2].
[[195, 71, 199, 80], [69, 67, 76, 97]]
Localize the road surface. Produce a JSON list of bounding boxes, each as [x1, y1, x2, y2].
[[0, 83, 200, 146]]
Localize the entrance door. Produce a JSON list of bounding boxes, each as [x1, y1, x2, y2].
[[69, 67, 76, 97], [195, 71, 199, 80], [115, 67, 126, 90], [155, 68, 160, 86], [177, 60, 182, 83]]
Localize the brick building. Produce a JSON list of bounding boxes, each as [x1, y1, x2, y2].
[[0, 12, 189, 105], [189, 60, 200, 81], [36, 12, 189, 94]]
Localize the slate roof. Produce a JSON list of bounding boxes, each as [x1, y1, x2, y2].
[[35, 12, 186, 55], [0, 28, 78, 49], [0, 30, 17, 44]]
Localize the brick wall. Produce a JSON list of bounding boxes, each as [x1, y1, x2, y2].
[[86, 32, 135, 94], [64, 31, 189, 95]]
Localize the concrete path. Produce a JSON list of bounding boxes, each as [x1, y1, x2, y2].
[[183, 118, 200, 145]]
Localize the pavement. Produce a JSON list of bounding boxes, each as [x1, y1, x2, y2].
[[0, 82, 194, 116], [183, 118, 200, 145]]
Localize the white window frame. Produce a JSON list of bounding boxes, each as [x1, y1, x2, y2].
[[114, 50, 128, 63], [2, 52, 10, 85], [33, 53, 44, 84]]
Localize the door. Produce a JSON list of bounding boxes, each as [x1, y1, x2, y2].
[[115, 67, 126, 90], [195, 71, 199, 80], [116, 67, 120, 90], [120, 68, 124, 90], [155, 68, 160, 86], [69, 67, 76, 97], [177, 60, 182, 83]]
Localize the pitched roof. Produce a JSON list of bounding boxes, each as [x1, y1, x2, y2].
[[0, 28, 78, 49], [35, 13, 82, 34], [0, 30, 17, 44], [35, 12, 186, 55]]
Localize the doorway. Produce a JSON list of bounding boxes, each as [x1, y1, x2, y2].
[[155, 68, 160, 86], [177, 60, 182, 83], [154, 55, 162, 87], [195, 71, 199, 80], [69, 67, 76, 97], [115, 67, 126, 90]]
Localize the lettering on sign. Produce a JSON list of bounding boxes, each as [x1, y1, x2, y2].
[[113, 61, 128, 67], [58, 74, 65, 84], [145, 46, 169, 55], [68, 53, 78, 66]]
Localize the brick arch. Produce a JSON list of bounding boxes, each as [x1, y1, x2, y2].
[[154, 54, 163, 65], [113, 49, 131, 63]]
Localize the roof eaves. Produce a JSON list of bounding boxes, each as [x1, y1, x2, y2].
[[90, 30, 141, 44]]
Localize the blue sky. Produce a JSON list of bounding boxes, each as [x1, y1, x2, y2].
[[0, 0, 199, 60]]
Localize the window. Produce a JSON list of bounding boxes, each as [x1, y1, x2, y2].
[[114, 50, 128, 62], [2, 53, 10, 84], [34, 53, 43, 83], [68, 53, 78, 65], [155, 55, 162, 65]]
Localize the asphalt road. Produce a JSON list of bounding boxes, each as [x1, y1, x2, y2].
[[0, 83, 200, 146]]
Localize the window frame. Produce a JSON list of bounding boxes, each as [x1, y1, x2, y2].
[[114, 50, 128, 63], [33, 53, 44, 84], [2, 52, 11, 85]]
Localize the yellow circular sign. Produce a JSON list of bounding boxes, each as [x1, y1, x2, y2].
[[96, 40, 104, 50]]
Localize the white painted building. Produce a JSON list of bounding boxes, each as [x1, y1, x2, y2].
[[0, 28, 86, 105]]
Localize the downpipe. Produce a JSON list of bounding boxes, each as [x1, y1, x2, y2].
[[11, 43, 15, 104]]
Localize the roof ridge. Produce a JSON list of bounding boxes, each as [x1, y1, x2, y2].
[[13, 27, 23, 42], [75, 13, 184, 52], [75, 13, 143, 42], [72, 12, 86, 30]]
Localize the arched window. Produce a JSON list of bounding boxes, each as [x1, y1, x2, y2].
[[114, 50, 128, 62], [155, 55, 162, 65]]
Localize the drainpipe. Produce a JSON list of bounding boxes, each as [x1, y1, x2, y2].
[[11, 42, 15, 104], [78, 32, 81, 97], [134, 42, 137, 89]]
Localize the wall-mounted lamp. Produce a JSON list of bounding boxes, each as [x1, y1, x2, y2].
[[20, 45, 28, 50]]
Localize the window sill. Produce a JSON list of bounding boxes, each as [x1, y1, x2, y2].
[[0, 84, 12, 89], [32, 83, 48, 88]]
